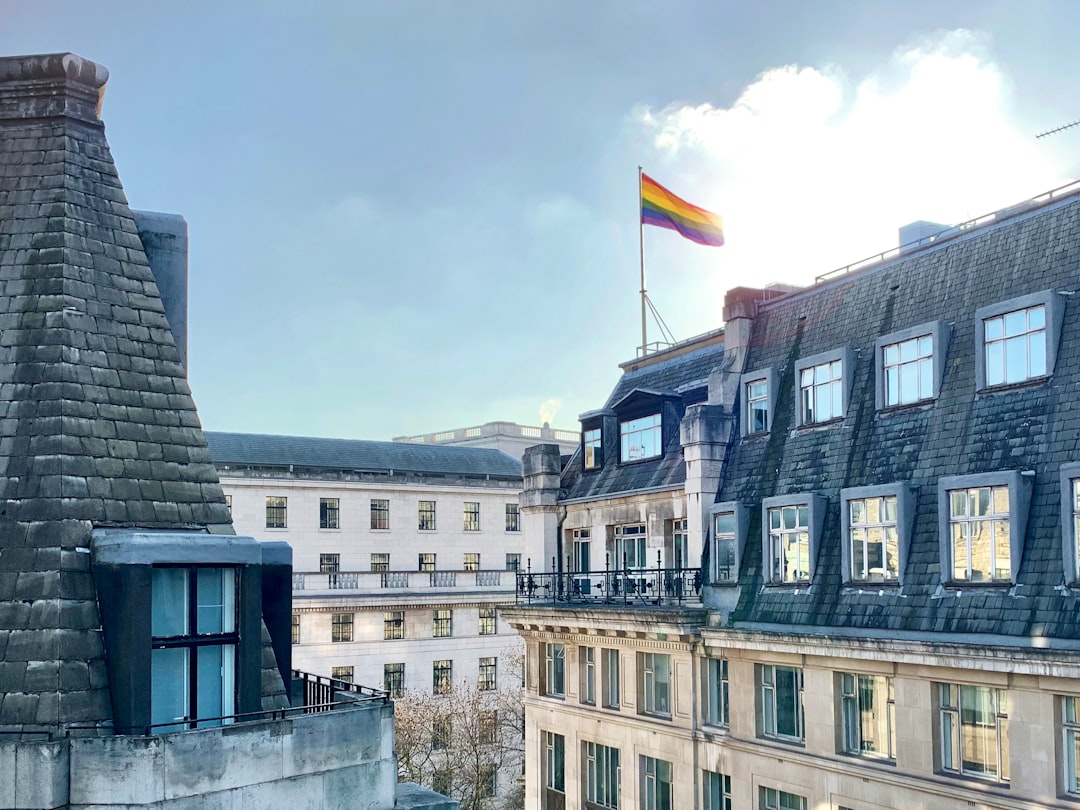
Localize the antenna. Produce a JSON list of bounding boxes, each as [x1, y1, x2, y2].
[[1036, 118, 1080, 139]]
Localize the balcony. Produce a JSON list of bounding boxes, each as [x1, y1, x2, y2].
[[292, 568, 513, 596], [515, 565, 702, 608]]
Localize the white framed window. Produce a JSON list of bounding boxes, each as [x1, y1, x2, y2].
[[795, 348, 853, 426], [758, 664, 804, 742], [639, 756, 672, 810], [580, 646, 596, 705], [672, 518, 687, 569], [741, 368, 778, 437], [584, 741, 620, 809], [713, 511, 736, 583], [840, 673, 895, 759], [703, 771, 731, 810], [615, 523, 648, 569], [620, 413, 662, 462], [939, 683, 1009, 782], [543, 642, 565, 697], [602, 647, 620, 709], [704, 657, 728, 727], [1058, 464, 1080, 585], [875, 321, 948, 410], [975, 290, 1064, 390], [847, 495, 898, 582], [1062, 696, 1080, 796], [639, 652, 671, 717], [762, 494, 825, 585], [584, 427, 603, 469], [938, 472, 1030, 586], [543, 730, 565, 797], [759, 786, 806, 810]]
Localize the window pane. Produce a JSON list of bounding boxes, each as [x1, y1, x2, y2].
[[152, 568, 188, 637], [196, 644, 235, 726], [151, 646, 189, 729], [1004, 336, 1027, 383], [899, 362, 918, 404], [197, 568, 235, 634], [986, 341, 1004, 386], [1030, 333, 1047, 377], [984, 316, 1002, 341], [1003, 309, 1026, 337]]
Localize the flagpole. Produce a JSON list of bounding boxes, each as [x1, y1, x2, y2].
[[638, 166, 647, 356]]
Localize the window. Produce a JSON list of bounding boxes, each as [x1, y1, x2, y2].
[[840, 673, 895, 759], [331, 612, 353, 642], [433, 609, 452, 638], [384, 663, 405, 697], [224, 494, 231, 514], [640, 756, 672, 810], [614, 523, 648, 569], [331, 665, 353, 683], [479, 764, 496, 798], [319, 553, 340, 573], [620, 413, 662, 462], [704, 657, 728, 727], [319, 497, 339, 529], [433, 660, 453, 694], [703, 771, 731, 810], [265, 496, 287, 529], [543, 643, 565, 697], [291, 613, 300, 645], [433, 716, 451, 749], [758, 664, 804, 742], [847, 495, 899, 582], [584, 427, 603, 469], [544, 731, 565, 798], [713, 511, 736, 583], [584, 741, 620, 809], [370, 498, 389, 530], [463, 553, 480, 571], [984, 304, 1046, 385], [418, 553, 436, 572], [151, 567, 237, 730], [479, 656, 497, 691], [939, 472, 1029, 585], [506, 502, 520, 531], [479, 709, 497, 744], [759, 787, 806, 810], [1060, 464, 1080, 585], [672, 519, 687, 569], [795, 348, 852, 426], [1062, 696, 1080, 795], [975, 290, 1063, 390], [383, 610, 404, 640], [883, 335, 933, 405], [939, 683, 1009, 782], [580, 646, 596, 705], [639, 652, 671, 717], [418, 500, 436, 531], [478, 606, 496, 635], [747, 378, 768, 433], [573, 527, 592, 573], [766, 503, 809, 584], [602, 648, 620, 709], [505, 553, 521, 571], [948, 485, 1011, 582], [370, 553, 389, 572], [463, 501, 480, 531]]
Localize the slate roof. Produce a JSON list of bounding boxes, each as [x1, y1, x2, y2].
[[561, 335, 724, 501], [206, 431, 522, 480], [719, 188, 1080, 642], [0, 54, 233, 730]]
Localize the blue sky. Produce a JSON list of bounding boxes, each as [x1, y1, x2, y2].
[[4, 1, 1079, 439]]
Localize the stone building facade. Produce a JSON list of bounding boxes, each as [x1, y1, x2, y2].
[[508, 182, 1080, 810]]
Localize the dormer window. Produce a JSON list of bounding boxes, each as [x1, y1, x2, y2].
[[620, 414, 661, 462], [584, 428, 602, 469]]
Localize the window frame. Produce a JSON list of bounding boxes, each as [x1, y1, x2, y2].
[[384, 662, 405, 697], [1062, 695, 1080, 796], [418, 500, 436, 531], [759, 786, 807, 810], [265, 496, 287, 529], [583, 426, 603, 470], [331, 612, 353, 643], [370, 552, 389, 572], [638, 651, 672, 718], [543, 730, 566, 796], [1058, 463, 1080, 586], [505, 553, 521, 572], [639, 755, 673, 810], [937, 682, 1009, 783], [583, 740, 620, 809], [478, 656, 497, 691], [761, 494, 826, 586], [478, 606, 496, 635], [874, 320, 949, 410], [433, 659, 453, 695], [319, 497, 340, 530], [703, 770, 732, 810], [463, 552, 480, 571], [383, 610, 404, 640], [602, 647, 620, 710], [794, 347, 854, 427], [937, 471, 1031, 586], [505, 502, 521, 532], [704, 656, 729, 728], [740, 367, 778, 436], [370, 498, 389, 530], [432, 608, 453, 638], [975, 289, 1064, 391], [418, 553, 436, 572], [543, 642, 566, 698], [757, 663, 805, 743], [580, 645, 596, 705], [463, 501, 480, 532], [619, 412, 662, 463], [840, 484, 915, 586], [710, 502, 749, 586], [290, 613, 299, 645], [331, 665, 353, 684], [838, 672, 896, 760]]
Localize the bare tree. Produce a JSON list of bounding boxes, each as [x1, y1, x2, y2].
[[394, 655, 524, 810]]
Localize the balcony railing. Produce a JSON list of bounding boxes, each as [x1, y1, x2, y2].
[[515, 563, 702, 607], [292, 568, 512, 593]]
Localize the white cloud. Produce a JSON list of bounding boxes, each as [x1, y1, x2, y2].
[[637, 29, 1070, 290]]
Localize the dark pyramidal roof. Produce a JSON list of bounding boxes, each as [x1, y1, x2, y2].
[[0, 53, 232, 730], [206, 430, 522, 479]]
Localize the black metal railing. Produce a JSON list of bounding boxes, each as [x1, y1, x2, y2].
[[292, 669, 389, 714], [515, 555, 702, 607]]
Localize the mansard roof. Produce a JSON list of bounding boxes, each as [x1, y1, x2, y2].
[[720, 187, 1080, 642], [562, 334, 724, 502], [206, 431, 522, 480]]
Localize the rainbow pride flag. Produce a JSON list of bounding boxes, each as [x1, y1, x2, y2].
[[641, 173, 724, 247]]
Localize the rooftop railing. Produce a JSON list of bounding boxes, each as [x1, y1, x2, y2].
[[515, 559, 702, 608], [293, 568, 514, 593]]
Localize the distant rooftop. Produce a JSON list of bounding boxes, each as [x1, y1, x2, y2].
[[206, 431, 522, 479], [393, 420, 579, 447]]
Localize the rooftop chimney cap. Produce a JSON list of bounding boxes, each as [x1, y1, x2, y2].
[[0, 53, 109, 123], [0, 52, 109, 88]]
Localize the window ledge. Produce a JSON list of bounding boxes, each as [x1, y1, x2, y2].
[[369, 528, 390, 533], [977, 375, 1051, 395], [937, 771, 1010, 788], [796, 417, 844, 430], [943, 580, 1013, 589], [763, 581, 812, 590], [842, 580, 901, 590], [877, 399, 935, 415], [744, 429, 769, 438], [758, 735, 805, 747], [637, 711, 672, 721], [617, 455, 663, 467]]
